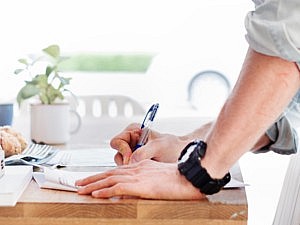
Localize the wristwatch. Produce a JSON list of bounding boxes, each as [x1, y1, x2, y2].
[[178, 140, 231, 195]]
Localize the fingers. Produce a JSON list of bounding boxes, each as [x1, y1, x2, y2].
[[76, 165, 144, 198], [127, 129, 162, 163], [110, 136, 132, 163], [77, 175, 135, 195], [129, 146, 155, 164], [76, 163, 140, 187], [91, 183, 143, 199], [114, 153, 123, 166], [111, 138, 134, 165], [110, 123, 141, 150], [76, 171, 110, 187], [114, 152, 131, 165], [76, 162, 150, 198], [110, 123, 142, 165]]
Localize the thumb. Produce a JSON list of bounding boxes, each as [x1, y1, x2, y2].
[[129, 147, 154, 164]]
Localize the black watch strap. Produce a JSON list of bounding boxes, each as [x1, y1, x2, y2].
[[178, 140, 231, 195]]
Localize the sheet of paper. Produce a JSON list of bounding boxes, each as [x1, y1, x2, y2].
[[225, 177, 248, 189], [0, 166, 32, 206], [34, 147, 248, 192], [33, 168, 99, 192], [34, 147, 116, 191], [46, 148, 116, 167], [33, 166, 247, 192]]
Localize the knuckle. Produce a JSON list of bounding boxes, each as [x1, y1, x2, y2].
[[105, 176, 117, 184], [113, 183, 126, 195]]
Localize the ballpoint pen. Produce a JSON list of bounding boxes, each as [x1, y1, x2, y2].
[[134, 103, 159, 151]]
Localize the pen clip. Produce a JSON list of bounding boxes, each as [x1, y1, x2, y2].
[[134, 103, 159, 151], [141, 103, 159, 129]]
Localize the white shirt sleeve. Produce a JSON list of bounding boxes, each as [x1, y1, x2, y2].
[[245, 0, 300, 64]]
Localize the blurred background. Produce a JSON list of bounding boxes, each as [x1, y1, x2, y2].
[[0, 0, 252, 117]]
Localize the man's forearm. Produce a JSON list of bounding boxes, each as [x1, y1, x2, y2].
[[184, 121, 271, 152], [201, 49, 300, 178]]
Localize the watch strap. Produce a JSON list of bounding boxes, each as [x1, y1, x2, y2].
[[178, 140, 231, 195]]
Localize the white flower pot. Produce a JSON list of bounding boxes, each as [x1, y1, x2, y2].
[[30, 103, 81, 144]]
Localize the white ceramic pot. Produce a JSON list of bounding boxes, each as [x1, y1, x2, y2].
[[30, 103, 81, 144]]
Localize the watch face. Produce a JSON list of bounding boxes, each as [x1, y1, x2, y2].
[[178, 140, 206, 163], [178, 141, 198, 163], [178, 140, 230, 195]]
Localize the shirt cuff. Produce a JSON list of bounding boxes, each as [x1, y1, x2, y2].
[[255, 116, 298, 155]]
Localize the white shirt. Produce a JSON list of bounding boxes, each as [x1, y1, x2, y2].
[[245, 0, 300, 66]]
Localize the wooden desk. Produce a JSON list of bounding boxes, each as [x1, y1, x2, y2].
[[1, 116, 247, 225]]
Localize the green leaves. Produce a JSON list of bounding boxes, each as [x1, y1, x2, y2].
[[14, 69, 24, 75], [43, 85, 64, 104], [43, 45, 60, 59], [18, 58, 29, 66], [45, 66, 56, 76], [17, 84, 40, 106], [14, 44, 72, 106]]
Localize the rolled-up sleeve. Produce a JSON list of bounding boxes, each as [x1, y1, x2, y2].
[[261, 116, 298, 155], [256, 92, 300, 154], [245, 0, 300, 66]]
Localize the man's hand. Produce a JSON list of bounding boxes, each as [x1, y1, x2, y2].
[[110, 123, 190, 165], [76, 159, 204, 200], [110, 123, 141, 165]]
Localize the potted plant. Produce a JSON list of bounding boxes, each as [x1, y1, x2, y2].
[[14, 44, 71, 105], [14, 45, 81, 144]]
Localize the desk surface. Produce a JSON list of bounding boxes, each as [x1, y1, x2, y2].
[[1, 116, 247, 225]]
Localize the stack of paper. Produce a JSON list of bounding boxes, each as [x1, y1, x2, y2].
[[0, 166, 32, 206], [33, 168, 99, 192], [33, 167, 247, 192], [32, 148, 247, 192], [34, 148, 116, 192]]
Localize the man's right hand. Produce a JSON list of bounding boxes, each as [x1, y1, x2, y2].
[[110, 123, 189, 165]]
